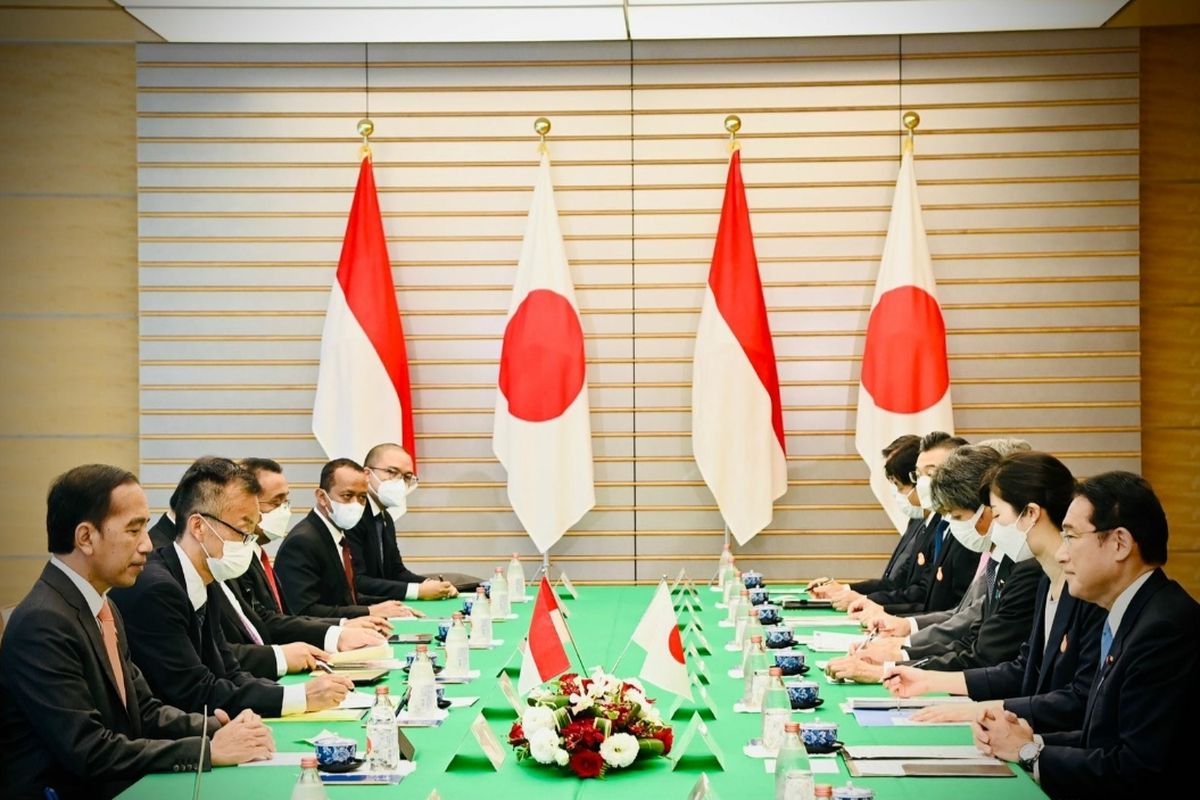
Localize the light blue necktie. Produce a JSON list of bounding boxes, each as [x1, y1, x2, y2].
[[1098, 620, 1114, 668]]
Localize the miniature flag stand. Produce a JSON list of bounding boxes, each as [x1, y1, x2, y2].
[[670, 712, 727, 772], [445, 713, 508, 773], [667, 674, 721, 721]]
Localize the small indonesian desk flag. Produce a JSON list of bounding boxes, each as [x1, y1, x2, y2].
[[494, 154, 595, 553], [631, 580, 692, 699], [518, 576, 572, 695], [692, 150, 787, 545], [313, 156, 415, 463], [855, 145, 954, 531]]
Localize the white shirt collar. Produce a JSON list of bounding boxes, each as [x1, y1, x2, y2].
[[1106, 568, 1155, 636], [49, 556, 106, 619], [315, 508, 346, 548], [367, 494, 382, 516], [173, 542, 209, 612]]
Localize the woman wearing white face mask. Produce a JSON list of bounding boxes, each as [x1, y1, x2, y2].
[[881, 452, 1106, 725]]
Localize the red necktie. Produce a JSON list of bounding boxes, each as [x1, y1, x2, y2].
[[97, 600, 128, 707], [259, 551, 284, 611], [340, 539, 358, 604]]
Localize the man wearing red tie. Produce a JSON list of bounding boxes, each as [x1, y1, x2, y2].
[[273, 458, 417, 620], [0, 464, 274, 800]]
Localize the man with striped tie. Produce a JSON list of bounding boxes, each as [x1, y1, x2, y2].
[[973, 471, 1199, 797]]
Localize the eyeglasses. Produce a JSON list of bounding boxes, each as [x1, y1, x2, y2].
[[367, 466, 419, 488], [1059, 527, 1113, 546], [199, 513, 256, 545]]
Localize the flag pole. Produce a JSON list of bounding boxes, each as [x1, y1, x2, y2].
[[902, 110, 920, 155]]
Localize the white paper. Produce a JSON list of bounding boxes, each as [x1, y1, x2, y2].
[[302, 730, 342, 746], [239, 752, 309, 768], [764, 756, 839, 775], [842, 745, 987, 760], [326, 643, 392, 665], [809, 631, 865, 653], [847, 696, 966, 710], [447, 696, 480, 708], [468, 639, 505, 650], [436, 669, 481, 684], [784, 616, 861, 628], [845, 758, 1000, 776]]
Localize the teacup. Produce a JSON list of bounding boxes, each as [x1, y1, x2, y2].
[[756, 604, 782, 626], [462, 597, 475, 616], [786, 681, 820, 710], [742, 571, 764, 589], [748, 588, 770, 606], [478, 581, 492, 599], [801, 721, 838, 751], [774, 652, 806, 676], [405, 651, 441, 670], [832, 784, 874, 800], [764, 626, 795, 649], [435, 623, 450, 643], [314, 737, 357, 767]]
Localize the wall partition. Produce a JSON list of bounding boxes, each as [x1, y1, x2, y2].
[[137, 27, 1139, 582]]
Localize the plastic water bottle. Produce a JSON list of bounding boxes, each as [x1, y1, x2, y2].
[[741, 635, 771, 710], [762, 667, 792, 754], [365, 686, 400, 772], [723, 568, 742, 605], [469, 586, 492, 646], [406, 645, 438, 719], [727, 583, 744, 625], [491, 567, 511, 618], [291, 755, 329, 799], [742, 604, 764, 650], [733, 590, 752, 641], [718, 544, 734, 586], [507, 552, 526, 599], [774, 722, 814, 800], [444, 611, 471, 677]]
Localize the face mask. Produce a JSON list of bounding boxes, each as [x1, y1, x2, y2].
[[893, 487, 925, 521], [199, 518, 255, 581], [991, 513, 1036, 562], [947, 505, 991, 553], [915, 475, 934, 510], [324, 495, 366, 530], [258, 502, 292, 540], [374, 476, 417, 520]]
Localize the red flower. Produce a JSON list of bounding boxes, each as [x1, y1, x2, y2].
[[508, 723, 526, 746], [570, 749, 604, 779], [652, 727, 673, 755], [561, 721, 606, 753]]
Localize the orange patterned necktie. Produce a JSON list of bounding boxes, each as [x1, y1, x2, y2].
[[97, 600, 128, 707]]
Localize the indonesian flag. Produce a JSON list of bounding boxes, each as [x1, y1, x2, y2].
[[692, 150, 787, 545], [312, 156, 415, 463], [631, 580, 692, 699], [518, 576, 572, 695], [855, 145, 954, 531], [494, 154, 595, 554]]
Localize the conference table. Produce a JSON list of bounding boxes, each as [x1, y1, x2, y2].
[[119, 582, 1047, 799]]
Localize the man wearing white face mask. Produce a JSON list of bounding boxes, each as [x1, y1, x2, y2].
[[110, 457, 354, 718], [345, 443, 459, 602], [274, 458, 418, 620]]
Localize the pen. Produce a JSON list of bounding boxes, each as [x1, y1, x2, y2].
[[314, 659, 334, 673]]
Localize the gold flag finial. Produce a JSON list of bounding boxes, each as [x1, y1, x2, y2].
[[534, 117, 551, 156], [724, 114, 742, 152], [357, 118, 374, 160], [901, 111, 920, 155]]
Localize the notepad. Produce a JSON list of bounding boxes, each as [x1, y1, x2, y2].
[[269, 709, 365, 723], [327, 643, 393, 665], [809, 631, 865, 652]]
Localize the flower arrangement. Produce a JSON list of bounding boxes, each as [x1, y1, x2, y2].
[[508, 669, 674, 779]]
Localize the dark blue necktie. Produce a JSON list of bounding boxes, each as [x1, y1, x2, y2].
[[932, 521, 945, 563]]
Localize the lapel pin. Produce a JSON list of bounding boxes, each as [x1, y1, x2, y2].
[[1060, 634, 1068, 654]]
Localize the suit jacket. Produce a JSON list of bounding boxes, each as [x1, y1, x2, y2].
[[148, 512, 177, 550], [905, 578, 987, 653], [344, 501, 427, 602], [849, 515, 926, 595], [910, 556, 1041, 671], [229, 552, 337, 649], [212, 581, 283, 680], [109, 544, 285, 717], [864, 515, 942, 613], [273, 510, 371, 618], [963, 575, 1104, 733], [866, 516, 976, 615], [1039, 569, 1200, 797], [0, 563, 213, 800]]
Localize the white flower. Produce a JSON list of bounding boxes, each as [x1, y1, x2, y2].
[[641, 702, 663, 725], [529, 728, 561, 765], [554, 748, 570, 767], [570, 693, 595, 715], [521, 705, 556, 736], [599, 732, 640, 769]]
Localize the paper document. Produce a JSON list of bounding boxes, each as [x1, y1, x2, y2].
[[809, 631, 865, 652], [327, 644, 392, 665], [851, 708, 970, 728], [238, 752, 308, 768], [338, 691, 377, 710], [842, 745, 988, 760], [847, 696, 966, 710], [784, 616, 861, 628]]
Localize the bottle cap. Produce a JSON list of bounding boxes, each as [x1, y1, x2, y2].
[[495, 567, 504, 574], [751, 635, 763, 643], [375, 685, 390, 695], [452, 611, 463, 620], [512, 552, 519, 559], [815, 785, 834, 798], [784, 722, 801, 733], [769, 667, 782, 676], [301, 755, 318, 768], [415, 643, 428, 652]]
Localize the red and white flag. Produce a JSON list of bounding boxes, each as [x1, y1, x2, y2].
[[631, 580, 692, 699], [313, 156, 415, 463], [494, 155, 595, 553], [855, 145, 954, 531], [518, 576, 572, 695], [692, 150, 787, 545]]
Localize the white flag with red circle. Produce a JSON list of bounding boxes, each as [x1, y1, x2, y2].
[[855, 147, 955, 531], [493, 155, 595, 554], [631, 580, 692, 699]]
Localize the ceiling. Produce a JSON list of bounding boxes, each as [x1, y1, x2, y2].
[[110, 0, 1144, 44]]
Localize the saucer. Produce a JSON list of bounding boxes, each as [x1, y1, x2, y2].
[[318, 758, 364, 774], [792, 697, 825, 712], [805, 741, 841, 755]]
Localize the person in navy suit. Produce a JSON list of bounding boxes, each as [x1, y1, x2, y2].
[[0, 464, 273, 800], [972, 471, 1199, 796]]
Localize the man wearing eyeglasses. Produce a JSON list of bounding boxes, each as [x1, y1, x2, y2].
[[346, 443, 460, 601], [110, 457, 353, 719], [971, 471, 1199, 796]]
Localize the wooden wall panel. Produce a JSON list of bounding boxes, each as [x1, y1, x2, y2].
[[137, 28, 1141, 585]]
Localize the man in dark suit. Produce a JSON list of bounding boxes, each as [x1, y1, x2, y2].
[[110, 457, 353, 718], [0, 464, 274, 800], [349, 443, 458, 601], [148, 511, 177, 550], [973, 471, 1200, 796], [273, 457, 415, 620]]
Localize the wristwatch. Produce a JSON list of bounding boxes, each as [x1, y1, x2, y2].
[[1018, 740, 1044, 771]]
